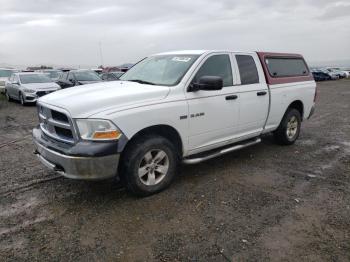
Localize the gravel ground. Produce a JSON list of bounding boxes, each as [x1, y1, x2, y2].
[[0, 80, 349, 261]]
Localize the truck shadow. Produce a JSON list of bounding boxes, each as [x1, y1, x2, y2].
[[54, 135, 280, 199]]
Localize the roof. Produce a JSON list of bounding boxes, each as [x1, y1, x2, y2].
[[152, 50, 266, 57], [154, 50, 208, 56], [15, 72, 46, 75]]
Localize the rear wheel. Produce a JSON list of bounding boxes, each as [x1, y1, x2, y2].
[[274, 108, 301, 145], [119, 135, 179, 197]]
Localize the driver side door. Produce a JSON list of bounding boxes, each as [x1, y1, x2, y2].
[[185, 53, 240, 154]]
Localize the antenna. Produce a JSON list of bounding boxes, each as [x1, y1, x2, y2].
[[99, 41, 104, 66]]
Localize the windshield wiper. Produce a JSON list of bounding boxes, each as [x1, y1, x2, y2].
[[128, 79, 156, 85]]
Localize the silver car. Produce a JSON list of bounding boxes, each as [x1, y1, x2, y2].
[[0, 68, 18, 93], [5, 72, 61, 105]]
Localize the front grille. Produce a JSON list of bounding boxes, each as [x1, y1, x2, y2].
[[51, 110, 69, 123], [0, 81, 5, 86], [36, 91, 53, 97], [54, 126, 74, 140], [38, 104, 76, 144]]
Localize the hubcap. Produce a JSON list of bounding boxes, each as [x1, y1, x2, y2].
[[286, 116, 298, 140], [138, 149, 169, 186]]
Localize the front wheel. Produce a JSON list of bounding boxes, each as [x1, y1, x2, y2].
[[119, 135, 179, 197], [5, 90, 12, 102], [274, 108, 301, 145]]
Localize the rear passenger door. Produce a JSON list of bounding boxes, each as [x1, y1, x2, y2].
[[234, 53, 269, 136]]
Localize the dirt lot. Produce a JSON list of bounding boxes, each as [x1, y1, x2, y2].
[[0, 80, 349, 261]]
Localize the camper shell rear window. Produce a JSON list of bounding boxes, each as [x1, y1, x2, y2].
[[265, 57, 309, 78]]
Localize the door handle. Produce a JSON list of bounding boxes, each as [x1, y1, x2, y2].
[[257, 91, 267, 96], [225, 95, 238, 100]]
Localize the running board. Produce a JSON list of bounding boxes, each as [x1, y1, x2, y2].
[[183, 138, 261, 164]]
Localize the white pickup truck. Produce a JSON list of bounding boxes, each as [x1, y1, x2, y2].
[[32, 50, 316, 196]]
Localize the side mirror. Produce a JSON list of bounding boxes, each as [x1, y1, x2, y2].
[[189, 76, 223, 92]]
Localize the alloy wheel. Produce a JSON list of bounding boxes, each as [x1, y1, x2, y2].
[[138, 149, 169, 186], [286, 116, 298, 140]]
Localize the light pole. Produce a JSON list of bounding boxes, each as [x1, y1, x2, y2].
[[99, 41, 104, 66]]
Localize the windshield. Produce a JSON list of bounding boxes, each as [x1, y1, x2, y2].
[[45, 71, 61, 79], [113, 72, 124, 78], [0, 69, 16, 78], [120, 54, 200, 86], [75, 71, 101, 81], [19, 74, 53, 84]]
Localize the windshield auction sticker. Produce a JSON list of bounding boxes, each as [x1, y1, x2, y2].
[[172, 57, 191, 62]]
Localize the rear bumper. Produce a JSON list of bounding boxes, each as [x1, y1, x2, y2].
[[32, 127, 120, 180]]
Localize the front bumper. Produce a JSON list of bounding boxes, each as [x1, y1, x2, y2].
[[24, 90, 59, 103], [33, 126, 120, 180], [23, 93, 39, 103]]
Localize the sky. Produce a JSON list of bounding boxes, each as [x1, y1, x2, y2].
[[0, 0, 349, 67]]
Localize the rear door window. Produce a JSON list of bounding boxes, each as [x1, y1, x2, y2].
[[236, 55, 259, 85], [265, 57, 309, 77], [193, 54, 233, 87]]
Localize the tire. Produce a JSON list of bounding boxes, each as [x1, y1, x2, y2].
[[274, 108, 301, 145], [5, 90, 12, 102], [19, 92, 26, 106], [119, 135, 179, 197]]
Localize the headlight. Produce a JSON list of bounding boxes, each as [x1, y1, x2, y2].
[[23, 88, 36, 93], [76, 119, 122, 141]]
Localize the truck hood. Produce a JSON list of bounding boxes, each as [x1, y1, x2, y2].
[[22, 82, 60, 90], [39, 81, 170, 118]]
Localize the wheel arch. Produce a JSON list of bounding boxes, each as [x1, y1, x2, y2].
[[287, 100, 304, 120], [122, 124, 184, 157]]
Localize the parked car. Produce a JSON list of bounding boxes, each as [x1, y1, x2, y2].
[[92, 68, 103, 75], [5, 72, 60, 105], [326, 68, 346, 79], [312, 71, 331, 81], [319, 69, 339, 80], [33, 50, 316, 196], [0, 68, 18, 93], [101, 71, 124, 81], [328, 68, 349, 78], [56, 69, 102, 88], [37, 69, 62, 81]]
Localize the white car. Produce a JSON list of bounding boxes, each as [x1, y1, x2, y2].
[[329, 68, 350, 78], [33, 50, 316, 196], [0, 68, 18, 93], [5, 72, 61, 105]]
